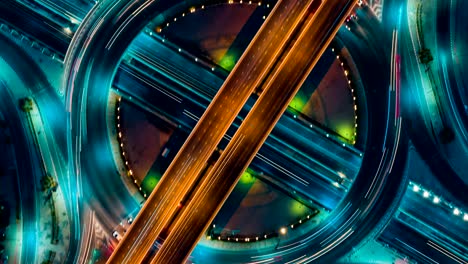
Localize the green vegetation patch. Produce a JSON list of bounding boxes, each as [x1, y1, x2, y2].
[[219, 52, 238, 71], [238, 169, 256, 185], [141, 170, 161, 195], [335, 122, 356, 143], [289, 92, 309, 113]]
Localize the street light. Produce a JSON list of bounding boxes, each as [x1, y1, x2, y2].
[[64, 27, 72, 35], [279, 227, 287, 235]]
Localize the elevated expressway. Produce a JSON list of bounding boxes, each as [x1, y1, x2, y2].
[[154, 2, 411, 264], [151, 0, 357, 262], [108, 0, 323, 262], [62, 0, 408, 263]]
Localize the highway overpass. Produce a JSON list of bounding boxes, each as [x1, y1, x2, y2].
[[151, 0, 357, 262], [108, 0, 323, 262]]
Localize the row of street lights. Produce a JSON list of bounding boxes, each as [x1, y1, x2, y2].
[[206, 209, 319, 243], [409, 181, 467, 221], [115, 97, 149, 199]]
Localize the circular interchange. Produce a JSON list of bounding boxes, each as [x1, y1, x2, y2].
[[65, 0, 408, 263]]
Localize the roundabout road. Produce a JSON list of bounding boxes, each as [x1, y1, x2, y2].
[[64, 0, 409, 262]]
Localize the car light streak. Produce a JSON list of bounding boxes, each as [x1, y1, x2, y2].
[[300, 228, 354, 263], [121, 156, 195, 263], [319, 209, 360, 246], [383, 84, 391, 149], [78, 211, 94, 263], [388, 118, 402, 173], [427, 240, 467, 264], [64, 0, 101, 63], [395, 238, 439, 264], [395, 53, 401, 122], [108, 0, 156, 50], [285, 254, 307, 264], [128, 49, 213, 102], [301, 202, 352, 243], [256, 153, 309, 185], [250, 257, 276, 264], [182, 110, 199, 122], [364, 148, 388, 199], [83, 18, 104, 53], [277, 240, 301, 250], [116, 1, 140, 22], [121, 66, 182, 102]]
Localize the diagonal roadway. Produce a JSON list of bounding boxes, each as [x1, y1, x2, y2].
[[107, 0, 320, 262], [151, 0, 357, 262]]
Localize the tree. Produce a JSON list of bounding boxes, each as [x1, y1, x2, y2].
[[40, 174, 57, 193], [19, 97, 33, 112], [418, 48, 433, 65]]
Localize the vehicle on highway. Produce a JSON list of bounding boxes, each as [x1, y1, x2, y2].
[[112, 231, 123, 241]]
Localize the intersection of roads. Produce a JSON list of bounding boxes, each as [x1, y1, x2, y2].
[[0, 0, 467, 263]]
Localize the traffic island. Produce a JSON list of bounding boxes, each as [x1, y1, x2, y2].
[[200, 170, 326, 251], [20, 97, 71, 264]]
